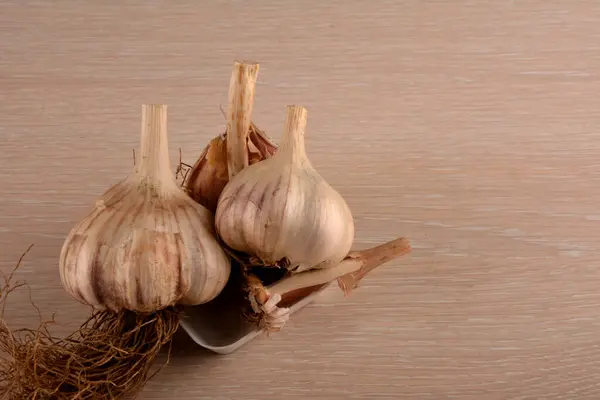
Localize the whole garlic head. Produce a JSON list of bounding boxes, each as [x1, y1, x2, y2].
[[59, 105, 231, 313], [215, 105, 355, 273]]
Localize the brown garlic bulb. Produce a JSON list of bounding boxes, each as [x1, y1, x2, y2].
[[59, 104, 231, 312], [185, 123, 277, 213]]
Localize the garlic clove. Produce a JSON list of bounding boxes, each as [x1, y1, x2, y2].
[[59, 104, 231, 313], [215, 105, 355, 273]]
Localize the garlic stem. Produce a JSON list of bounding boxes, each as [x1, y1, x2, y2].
[[266, 237, 411, 297], [337, 237, 411, 296], [138, 104, 171, 182], [266, 258, 363, 295], [226, 60, 259, 178], [280, 105, 308, 160]]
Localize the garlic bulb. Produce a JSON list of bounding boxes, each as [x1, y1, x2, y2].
[[59, 104, 231, 312], [215, 105, 355, 273], [185, 123, 277, 213]]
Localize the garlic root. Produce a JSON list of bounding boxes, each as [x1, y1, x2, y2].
[[226, 60, 259, 178], [265, 237, 411, 298]]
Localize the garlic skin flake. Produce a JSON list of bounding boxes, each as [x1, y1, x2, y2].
[[59, 105, 231, 313], [215, 105, 355, 273]]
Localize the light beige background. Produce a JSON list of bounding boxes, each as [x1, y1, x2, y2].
[[1, 1, 600, 399]]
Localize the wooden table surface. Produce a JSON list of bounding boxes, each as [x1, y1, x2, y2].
[[1, 2, 600, 399]]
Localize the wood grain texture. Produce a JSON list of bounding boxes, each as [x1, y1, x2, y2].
[[1, 1, 600, 399]]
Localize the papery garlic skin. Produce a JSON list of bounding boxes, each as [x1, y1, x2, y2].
[[59, 105, 231, 313], [215, 105, 354, 273], [185, 124, 277, 213], [185, 133, 230, 213]]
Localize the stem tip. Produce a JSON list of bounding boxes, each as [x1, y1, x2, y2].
[[226, 61, 260, 178], [138, 104, 170, 180], [337, 237, 411, 297], [281, 105, 308, 157]]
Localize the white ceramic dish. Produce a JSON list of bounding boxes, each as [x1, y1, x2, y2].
[[179, 280, 331, 355]]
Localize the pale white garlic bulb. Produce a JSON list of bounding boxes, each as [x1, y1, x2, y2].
[[215, 105, 355, 273], [59, 104, 231, 312]]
